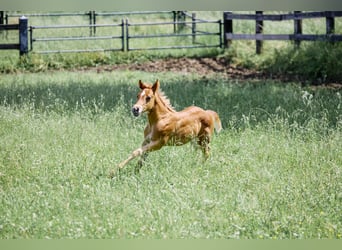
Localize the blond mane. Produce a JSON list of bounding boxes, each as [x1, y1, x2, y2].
[[156, 89, 176, 112]]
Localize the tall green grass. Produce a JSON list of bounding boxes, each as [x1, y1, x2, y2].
[[1, 71, 341, 238]]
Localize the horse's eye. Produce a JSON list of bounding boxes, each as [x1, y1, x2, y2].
[[146, 96, 151, 102]]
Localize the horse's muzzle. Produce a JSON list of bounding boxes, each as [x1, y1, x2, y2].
[[132, 106, 141, 117]]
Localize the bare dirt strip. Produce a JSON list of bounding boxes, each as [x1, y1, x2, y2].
[[87, 57, 341, 88], [95, 57, 266, 80]]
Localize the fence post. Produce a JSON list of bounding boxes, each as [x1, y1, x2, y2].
[[125, 19, 129, 51], [326, 11, 335, 43], [1, 11, 6, 38], [29, 26, 33, 51], [173, 11, 177, 33], [0, 11, 4, 25], [176, 11, 186, 32], [326, 11, 334, 34], [223, 12, 233, 49], [88, 11, 92, 36], [294, 11, 302, 48], [219, 19, 223, 49], [92, 11, 96, 36], [192, 13, 196, 44], [121, 19, 125, 51], [255, 11, 263, 54], [19, 16, 28, 56]]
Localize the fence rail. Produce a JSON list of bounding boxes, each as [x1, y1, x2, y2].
[[2, 11, 342, 56], [30, 20, 125, 53], [126, 19, 221, 51], [27, 16, 221, 54], [223, 11, 342, 54], [225, 11, 342, 21], [4, 11, 185, 36]]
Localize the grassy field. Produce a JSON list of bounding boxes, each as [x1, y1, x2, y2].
[[0, 71, 341, 238]]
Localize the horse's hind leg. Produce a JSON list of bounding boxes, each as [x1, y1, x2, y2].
[[201, 140, 210, 160], [198, 134, 211, 160]]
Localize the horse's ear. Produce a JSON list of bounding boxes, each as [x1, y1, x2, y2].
[[152, 79, 160, 93], [139, 80, 146, 89]]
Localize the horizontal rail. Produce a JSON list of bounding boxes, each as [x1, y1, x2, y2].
[[0, 44, 20, 49], [129, 32, 220, 39], [7, 11, 175, 18], [33, 48, 123, 54], [33, 35, 123, 42], [195, 30, 217, 35], [128, 20, 220, 27], [95, 11, 173, 16], [225, 11, 342, 21], [0, 24, 19, 30], [225, 33, 342, 41], [7, 12, 89, 17], [31, 23, 122, 29], [128, 44, 220, 51]]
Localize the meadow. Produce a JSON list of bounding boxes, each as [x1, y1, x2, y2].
[[1, 11, 342, 239], [0, 70, 341, 238]]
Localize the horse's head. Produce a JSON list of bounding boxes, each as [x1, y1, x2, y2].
[[132, 79, 160, 117]]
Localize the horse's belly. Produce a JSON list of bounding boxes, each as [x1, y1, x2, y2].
[[167, 123, 199, 146], [167, 134, 193, 146]]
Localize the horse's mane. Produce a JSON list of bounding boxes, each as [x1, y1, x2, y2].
[[157, 89, 176, 112]]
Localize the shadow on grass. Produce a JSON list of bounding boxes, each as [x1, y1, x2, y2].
[[0, 74, 340, 130], [261, 42, 342, 84]]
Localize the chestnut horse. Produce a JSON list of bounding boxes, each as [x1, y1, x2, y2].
[[112, 79, 222, 175]]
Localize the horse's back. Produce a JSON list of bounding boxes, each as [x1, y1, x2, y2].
[[179, 106, 221, 133]]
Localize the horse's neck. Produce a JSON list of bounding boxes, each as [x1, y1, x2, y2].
[[148, 94, 174, 124]]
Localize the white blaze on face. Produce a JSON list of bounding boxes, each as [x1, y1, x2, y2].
[[141, 90, 146, 98], [133, 90, 148, 116]]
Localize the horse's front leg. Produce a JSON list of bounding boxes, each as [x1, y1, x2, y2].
[[110, 139, 163, 177], [118, 148, 144, 169], [135, 152, 149, 174], [135, 136, 151, 173]]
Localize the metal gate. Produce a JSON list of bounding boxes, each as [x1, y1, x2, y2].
[[27, 14, 222, 54]]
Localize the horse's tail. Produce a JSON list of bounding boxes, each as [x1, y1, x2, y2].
[[207, 110, 222, 133]]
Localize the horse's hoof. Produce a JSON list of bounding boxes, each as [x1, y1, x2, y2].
[[108, 169, 117, 179]]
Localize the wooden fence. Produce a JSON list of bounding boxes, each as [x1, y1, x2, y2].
[[2, 11, 342, 56], [223, 11, 342, 54], [0, 16, 28, 55]]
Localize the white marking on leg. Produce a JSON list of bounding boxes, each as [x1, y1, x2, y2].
[[133, 148, 143, 157]]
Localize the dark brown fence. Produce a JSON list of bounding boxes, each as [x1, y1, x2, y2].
[[3, 11, 342, 56], [223, 11, 342, 54], [0, 16, 28, 55]]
